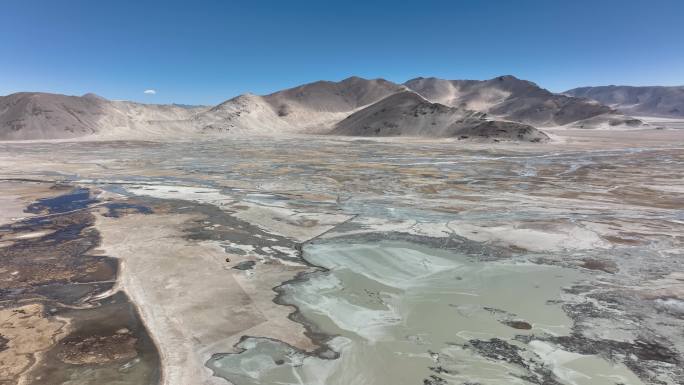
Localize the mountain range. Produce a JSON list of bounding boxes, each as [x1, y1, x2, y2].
[[565, 85, 684, 118], [2, 75, 678, 142]]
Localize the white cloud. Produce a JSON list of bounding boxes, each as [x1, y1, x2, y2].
[[144, 89, 157, 95]]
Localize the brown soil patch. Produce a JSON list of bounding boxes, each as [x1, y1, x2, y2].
[[57, 330, 137, 365]]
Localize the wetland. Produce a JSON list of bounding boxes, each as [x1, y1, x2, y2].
[[0, 130, 682, 385]]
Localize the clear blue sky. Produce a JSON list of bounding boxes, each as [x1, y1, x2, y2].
[[2, 0, 683, 105]]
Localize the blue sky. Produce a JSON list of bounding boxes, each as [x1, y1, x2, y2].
[[2, 0, 683, 105]]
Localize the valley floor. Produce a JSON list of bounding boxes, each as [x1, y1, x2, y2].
[[0, 129, 683, 385]]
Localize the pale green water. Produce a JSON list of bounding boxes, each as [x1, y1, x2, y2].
[[207, 241, 644, 385]]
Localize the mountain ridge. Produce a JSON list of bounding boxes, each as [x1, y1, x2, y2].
[[403, 75, 638, 128], [565, 85, 684, 118], [0, 76, 659, 141]]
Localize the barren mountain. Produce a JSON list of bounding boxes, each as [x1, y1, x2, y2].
[[565, 85, 684, 118], [194, 76, 406, 134], [404, 76, 642, 128], [1, 76, 656, 141], [0, 92, 107, 140], [192, 93, 289, 134], [331, 91, 549, 142], [0, 92, 204, 140]]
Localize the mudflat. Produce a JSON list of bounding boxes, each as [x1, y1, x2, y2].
[[0, 129, 683, 385]]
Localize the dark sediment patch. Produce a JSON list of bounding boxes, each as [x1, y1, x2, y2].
[[0, 209, 117, 303], [515, 288, 684, 384], [25, 291, 160, 385], [465, 338, 527, 368], [423, 374, 448, 385], [58, 332, 138, 365], [428, 366, 453, 375], [518, 331, 683, 384], [232, 260, 256, 270], [540, 333, 679, 365], [503, 320, 533, 330], [316, 230, 520, 261], [464, 338, 563, 385], [602, 234, 644, 246], [152, 198, 307, 264], [0, 185, 160, 385], [481, 307, 534, 330], [580, 258, 618, 274], [102, 201, 153, 218], [25, 187, 98, 215], [0, 334, 8, 352]]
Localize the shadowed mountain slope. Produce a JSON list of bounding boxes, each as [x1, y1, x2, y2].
[[331, 91, 549, 142]]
